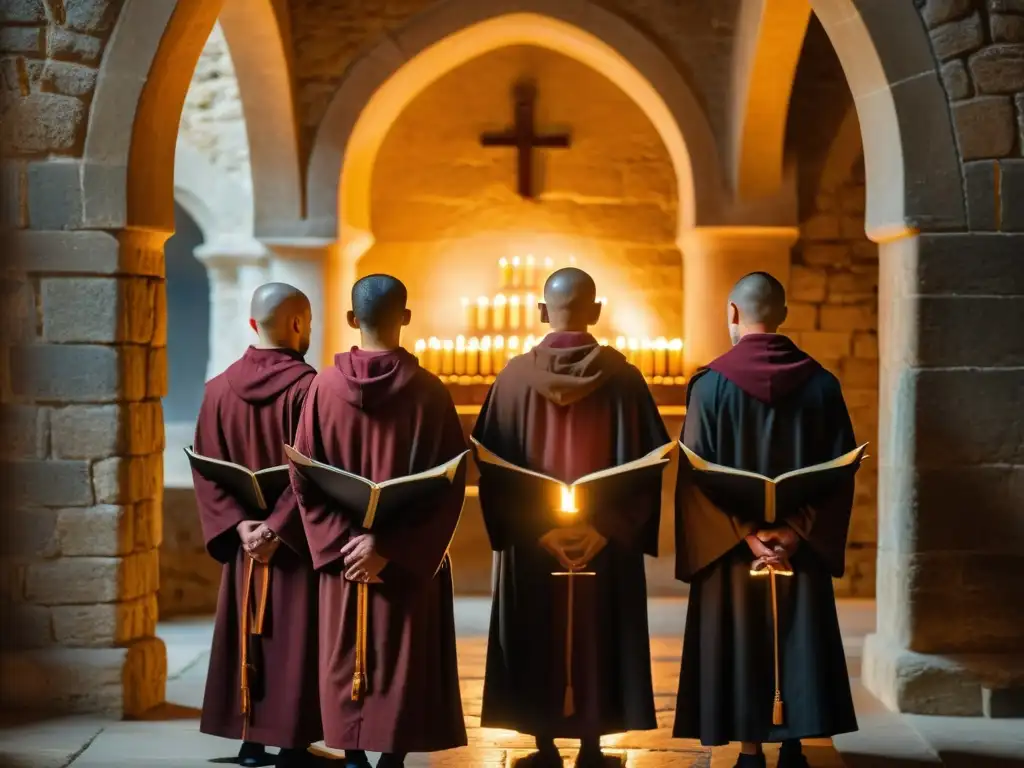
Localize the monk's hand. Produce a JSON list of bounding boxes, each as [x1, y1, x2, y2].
[[248, 524, 280, 563], [745, 533, 781, 565], [570, 524, 607, 568], [756, 526, 800, 557], [341, 534, 388, 583], [539, 529, 578, 571], [236, 520, 262, 552]]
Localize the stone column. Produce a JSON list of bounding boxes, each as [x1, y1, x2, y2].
[[863, 232, 1024, 717], [194, 237, 269, 380], [680, 226, 797, 373], [1, 228, 168, 717], [261, 238, 338, 370]]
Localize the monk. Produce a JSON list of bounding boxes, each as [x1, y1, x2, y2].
[[473, 268, 669, 768], [192, 283, 323, 768], [673, 272, 858, 768], [291, 274, 467, 768]]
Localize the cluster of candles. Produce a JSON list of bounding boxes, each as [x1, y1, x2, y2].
[[461, 293, 606, 335], [414, 335, 685, 383]]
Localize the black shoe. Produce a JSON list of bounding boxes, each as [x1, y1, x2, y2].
[[778, 740, 809, 768], [342, 749, 371, 768], [238, 742, 273, 768], [733, 753, 766, 768], [377, 754, 407, 768], [516, 746, 561, 767], [275, 748, 317, 768]]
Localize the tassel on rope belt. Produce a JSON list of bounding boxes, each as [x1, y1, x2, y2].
[[750, 560, 793, 727], [239, 557, 271, 738], [351, 581, 370, 700]]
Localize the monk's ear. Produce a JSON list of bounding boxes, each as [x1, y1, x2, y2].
[[249, 318, 258, 334], [346, 311, 359, 330], [589, 301, 602, 324], [727, 301, 741, 326], [539, 303, 550, 324], [777, 305, 788, 329], [401, 308, 412, 327]]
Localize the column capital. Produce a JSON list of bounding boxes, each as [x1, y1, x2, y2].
[[193, 236, 268, 271], [260, 237, 337, 261], [678, 224, 800, 252]]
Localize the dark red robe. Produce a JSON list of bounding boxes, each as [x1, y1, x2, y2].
[[290, 347, 467, 754], [192, 346, 322, 750], [472, 332, 670, 738]]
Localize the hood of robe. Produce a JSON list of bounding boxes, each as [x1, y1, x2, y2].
[[706, 333, 821, 404], [332, 347, 421, 410], [522, 331, 627, 406], [225, 346, 315, 404]]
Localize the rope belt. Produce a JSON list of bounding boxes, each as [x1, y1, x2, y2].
[[750, 560, 792, 727], [553, 567, 595, 718], [239, 557, 271, 738], [352, 581, 369, 700]]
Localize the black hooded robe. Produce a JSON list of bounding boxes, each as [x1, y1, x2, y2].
[[473, 331, 670, 739], [673, 333, 859, 746]]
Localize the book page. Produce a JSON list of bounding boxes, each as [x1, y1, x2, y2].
[[283, 444, 374, 489], [254, 465, 288, 476], [773, 443, 868, 483], [184, 446, 257, 479], [678, 442, 772, 483], [572, 441, 677, 487], [470, 438, 560, 484], [379, 450, 471, 489]]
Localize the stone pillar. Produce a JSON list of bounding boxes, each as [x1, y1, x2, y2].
[[1, 229, 168, 717], [680, 226, 797, 373], [863, 232, 1024, 717], [194, 237, 269, 380], [261, 239, 337, 370]]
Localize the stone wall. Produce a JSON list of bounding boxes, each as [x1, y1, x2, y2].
[[364, 44, 681, 343]]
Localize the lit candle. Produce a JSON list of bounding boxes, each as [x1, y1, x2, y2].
[[414, 339, 426, 368], [427, 337, 441, 374], [543, 256, 554, 274], [568, 254, 577, 267], [525, 255, 536, 288], [524, 292, 536, 332], [454, 335, 467, 375], [493, 335, 505, 372], [507, 335, 520, 364], [476, 296, 490, 332], [627, 337, 639, 367], [654, 337, 668, 377], [442, 339, 454, 375], [508, 295, 521, 331], [524, 334, 537, 353], [461, 297, 473, 333], [480, 336, 493, 376], [668, 338, 683, 377], [598, 337, 609, 346], [640, 339, 654, 378], [560, 485, 578, 515], [511, 256, 522, 289], [596, 296, 607, 306], [493, 294, 507, 332], [467, 337, 480, 376], [498, 257, 511, 289], [615, 336, 626, 353]]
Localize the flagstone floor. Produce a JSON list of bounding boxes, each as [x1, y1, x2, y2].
[[2, 599, 1022, 768]]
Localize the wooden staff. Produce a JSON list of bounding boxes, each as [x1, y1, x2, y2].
[[750, 551, 793, 726], [239, 557, 271, 739]]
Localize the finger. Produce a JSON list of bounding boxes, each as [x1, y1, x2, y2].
[[339, 536, 365, 557]]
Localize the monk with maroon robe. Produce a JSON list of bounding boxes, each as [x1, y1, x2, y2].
[[673, 273, 858, 768], [473, 268, 669, 768], [192, 283, 323, 768], [291, 274, 467, 768]]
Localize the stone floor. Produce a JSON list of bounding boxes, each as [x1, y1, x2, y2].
[[1, 599, 1022, 767]]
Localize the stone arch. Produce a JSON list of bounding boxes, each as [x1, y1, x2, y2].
[[304, 1, 726, 351], [731, 0, 966, 239], [173, 140, 252, 240], [818, 103, 864, 197]]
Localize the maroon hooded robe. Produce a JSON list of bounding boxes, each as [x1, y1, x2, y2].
[[472, 332, 670, 738], [673, 333, 858, 746], [193, 346, 322, 749], [290, 348, 467, 754]]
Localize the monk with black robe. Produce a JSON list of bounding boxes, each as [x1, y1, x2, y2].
[[291, 274, 467, 768], [673, 272, 859, 768], [193, 283, 323, 768], [473, 268, 669, 768]]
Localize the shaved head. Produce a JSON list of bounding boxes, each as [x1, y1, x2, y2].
[[541, 267, 601, 332], [249, 282, 312, 354], [347, 274, 411, 348], [727, 271, 787, 343]]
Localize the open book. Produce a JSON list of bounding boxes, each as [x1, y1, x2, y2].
[[184, 446, 291, 513], [284, 445, 470, 530], [678, 442, 868, 524], [471, 438, 676, 517]]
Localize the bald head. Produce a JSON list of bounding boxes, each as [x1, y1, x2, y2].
[[249, 282, 312, 354], [727, 272, 787, 342], [541, 267, 601, 331], [347, 274, 411, 348]]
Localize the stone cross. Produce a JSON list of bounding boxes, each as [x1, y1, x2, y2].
[[480, 79, 571, 198]]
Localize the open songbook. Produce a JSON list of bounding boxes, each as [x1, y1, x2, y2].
[[283, 445, 470, 530], [471, 438, 676, 518], [184, 446, 290, 512], [678, 442, 868, 524]]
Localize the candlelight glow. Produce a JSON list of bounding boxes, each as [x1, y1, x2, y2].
[[560, 485, 578, 514]]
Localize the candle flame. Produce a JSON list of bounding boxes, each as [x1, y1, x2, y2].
[[429, 336, 441, 350], [443, 339, 454, 351], [526, 254, 535, 265], [628, 337, 639, 351], [494, 293, 507, 305], [414, 339, 426, 353], [477, 295, 490, 307], [468, 337, 480, 350], [455, 335, 466, 350], [615, 336, 626, 349], [655, 337, 668, 350], [498, 257, 508, 267], [544, 257, 554, 268], [596, 296, 607, 305], [560, 485, 578, 514], [512, 256, 521, 266], [494, 335, 505, 350], [461, 297, 469, 307], [669, 338, 683, 351], [598, 337, 609, 346], [481, 336, 492, 350], [509, 295, 520, 306], [508, 336, 520, 351]]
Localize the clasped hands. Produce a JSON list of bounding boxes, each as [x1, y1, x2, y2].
[[237, 520, 280, 563], [340, 533, 387, 584], [746, 525, 800, 570], [539, 524, 607, 571]]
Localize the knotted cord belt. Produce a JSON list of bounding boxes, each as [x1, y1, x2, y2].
[[239, 557, 271, 738], [352, 580, 369, 700], [750, 558, 793, 727]]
